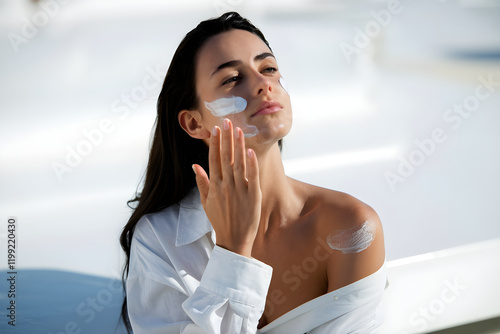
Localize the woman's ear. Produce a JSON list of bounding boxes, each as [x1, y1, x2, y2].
[[178, 110, 210, 139]]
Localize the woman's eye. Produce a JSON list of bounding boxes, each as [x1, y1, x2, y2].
[[263, 67, 278, 74], [222, 76, 240, 85]]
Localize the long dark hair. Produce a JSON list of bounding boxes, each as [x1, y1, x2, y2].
[[119, 12, 279, 332]]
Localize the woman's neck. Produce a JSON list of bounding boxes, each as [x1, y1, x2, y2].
[[253, 143, 303, 236]]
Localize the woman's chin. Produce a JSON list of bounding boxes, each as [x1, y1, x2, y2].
[[247, 120, 292, 146]]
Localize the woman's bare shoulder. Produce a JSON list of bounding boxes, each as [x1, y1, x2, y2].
[[292, 179, 379, 227], [292, 179, 385, 290]]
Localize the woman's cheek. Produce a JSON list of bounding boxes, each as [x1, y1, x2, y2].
[[204, 96, 259, 137]]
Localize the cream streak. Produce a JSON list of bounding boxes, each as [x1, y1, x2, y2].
[[326, 221, 376, 254], [204, 96, 258, 137], [204, 96, 247, 117]]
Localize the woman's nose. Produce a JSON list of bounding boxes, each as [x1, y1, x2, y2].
[[252, 73, 272, 96]]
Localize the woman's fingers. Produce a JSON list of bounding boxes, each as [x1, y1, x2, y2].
[[196, 118, 261, 257], [220, 118, 234, 181], [246, 148, 261, 199], [233, 127, 247, 190], [208, 125, 222, 181], [192, 164, 209, 204], [206, 119, 254, 192]]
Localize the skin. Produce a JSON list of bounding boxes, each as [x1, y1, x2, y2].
[[178, 29, 385, 327]]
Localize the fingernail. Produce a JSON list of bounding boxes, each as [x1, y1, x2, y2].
[[247, 149, 253, 159], [212, 126, 218, 137], [223, 118, 230, 130], [192, 164, 197, 175], [234, 127, 240, 139]]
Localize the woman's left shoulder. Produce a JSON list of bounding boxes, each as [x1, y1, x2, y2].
[[297, 181, 385, 283], [309, 184, 386, 288], [298, 182, 382, 232]]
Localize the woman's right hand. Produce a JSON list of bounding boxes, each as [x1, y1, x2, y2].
[[192, 118, 262, 258]]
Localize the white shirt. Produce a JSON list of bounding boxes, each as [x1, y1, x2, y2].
[[126, 187, 386, 334]]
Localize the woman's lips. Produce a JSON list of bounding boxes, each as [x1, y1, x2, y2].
[[251, 101, 283, 117]]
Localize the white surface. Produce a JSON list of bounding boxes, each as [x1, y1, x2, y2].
[[0, 0, 499, 331], [380, 238, 500, 333]]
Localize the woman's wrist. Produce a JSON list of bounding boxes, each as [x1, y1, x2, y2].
[[216, 242, 253, 258]]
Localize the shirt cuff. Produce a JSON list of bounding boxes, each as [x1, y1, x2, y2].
[[200, 245, 273, 309]]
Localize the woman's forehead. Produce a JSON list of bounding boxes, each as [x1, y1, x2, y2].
[[196, 30, 272, 75]]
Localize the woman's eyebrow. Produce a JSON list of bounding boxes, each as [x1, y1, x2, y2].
[[254, 52, 275, 62], [211, 60, 241, 78], [210, 52, 275, 78]]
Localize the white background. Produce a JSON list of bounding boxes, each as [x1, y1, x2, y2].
[[0, 0, 499, 332]]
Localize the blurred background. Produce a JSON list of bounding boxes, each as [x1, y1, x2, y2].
[[0, 0, 499, 333]]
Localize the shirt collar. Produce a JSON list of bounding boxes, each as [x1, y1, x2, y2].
[[175, 187, 214, 247]]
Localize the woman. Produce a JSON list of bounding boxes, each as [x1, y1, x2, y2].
[[120, 12, 386, 334]]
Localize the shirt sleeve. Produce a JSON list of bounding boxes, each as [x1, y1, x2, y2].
[[307, 299, 384, 334], [183, 246, 273, 334], [126, 221, 273, 334], [306, 272, 387, 334]]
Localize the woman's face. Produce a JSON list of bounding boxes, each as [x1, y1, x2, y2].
[[194, 29, 292, 148]]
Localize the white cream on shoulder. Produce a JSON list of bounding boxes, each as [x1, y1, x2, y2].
[[326, 221, 376, 254]]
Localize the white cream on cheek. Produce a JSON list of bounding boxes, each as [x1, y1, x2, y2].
[[204, 96, 258, 137], [204, 77, 289, 138], [326, 221, 376, 254], [279, 77, 289, 95], [204, 96, 247, 117]]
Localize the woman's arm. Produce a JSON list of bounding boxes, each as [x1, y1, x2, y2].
[[325, 203, 385, 294], [310, 200, 387, 333], [182, 246, 272, 333], [126, 216, 272, 334], [127, 119, 271, 333]]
